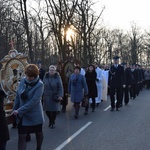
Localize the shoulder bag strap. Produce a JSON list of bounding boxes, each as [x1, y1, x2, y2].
[[48, 78, 54, 92]]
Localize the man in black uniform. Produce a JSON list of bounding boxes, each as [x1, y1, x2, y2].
[[108, 56, 124, 111], [130, 64, 139, 99], [120, 63, 132, 106]]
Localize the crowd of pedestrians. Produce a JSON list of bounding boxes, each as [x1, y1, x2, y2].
[[1, 57, 149, 150]]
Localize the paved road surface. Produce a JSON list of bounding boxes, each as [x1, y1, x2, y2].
[[6, 88, 150, 150]]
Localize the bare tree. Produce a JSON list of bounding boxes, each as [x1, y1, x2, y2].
[[74, 0, 105, 65], [144, 30, 150, 65], [29, 0, 51, 65], [20, 0, 33, 62], [0, 0, 26, 59], [112, 29, 130, 63], [44, 0, 78, 61], [128, 23, 144, 64]]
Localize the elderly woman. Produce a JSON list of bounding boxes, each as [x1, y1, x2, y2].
[[43, 65, 64, 128], [68, 66, 88, 119], [12, 64, 45, 150]]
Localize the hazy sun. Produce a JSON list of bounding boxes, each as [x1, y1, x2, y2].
[[66, 28, 75, 41]]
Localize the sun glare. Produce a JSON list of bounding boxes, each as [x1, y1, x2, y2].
[[66, 28, 75, 41]]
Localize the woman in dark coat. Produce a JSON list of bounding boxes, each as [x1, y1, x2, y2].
[[85, 64, 97, 113], [43, 65, 64, 128], [0, 89, 9, 150]]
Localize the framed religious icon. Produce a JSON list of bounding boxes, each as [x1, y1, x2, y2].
[[2, 58, 25, 93], [0, 49, 28, 111], [62, 61, 74, 83]]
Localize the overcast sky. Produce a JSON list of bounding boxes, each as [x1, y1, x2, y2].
[[95, 0, 150, 30]]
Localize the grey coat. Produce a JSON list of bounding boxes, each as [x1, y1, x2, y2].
[[43, 72, 64, 111], [13, 77, 45, 126]]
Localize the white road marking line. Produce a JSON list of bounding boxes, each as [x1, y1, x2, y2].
[[103, 105, 111, 111], [103, 100, 117, 111], [54, 121, 92, 150]]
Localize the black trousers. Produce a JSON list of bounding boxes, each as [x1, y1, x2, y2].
[[136, 83, 140, 96], [0, 141, 6, 150], [130, 83, 137, 98], [110, 87, 122, 108], [145, 80, 150, 89], [122, 87, 130, 104]]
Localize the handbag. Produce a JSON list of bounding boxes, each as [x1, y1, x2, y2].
[[81, 96, 89, 107], [6, 114, 16, 125]]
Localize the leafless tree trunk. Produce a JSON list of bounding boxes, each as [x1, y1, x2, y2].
[[128, 23, 144, 64], [20, 0, 33, 62]]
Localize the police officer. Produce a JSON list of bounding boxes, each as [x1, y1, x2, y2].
[[108, 56, 124, 111]]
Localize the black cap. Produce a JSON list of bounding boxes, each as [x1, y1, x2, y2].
[[121, 62, 126, 66], [113, 56, 120, 60]]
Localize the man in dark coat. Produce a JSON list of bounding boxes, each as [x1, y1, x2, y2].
[[0, 89, 9, 150], [120, 63, 132, 106], [135, 64, 141, 96], [108, 56, 125, 111], [130, 64, 139, 99], [37, 61, 45, 81]]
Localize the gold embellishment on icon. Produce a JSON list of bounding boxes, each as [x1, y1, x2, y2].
[[10, 63, 19, 69]]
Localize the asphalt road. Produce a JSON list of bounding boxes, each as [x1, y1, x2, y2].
[[6, 88, 150, 150]]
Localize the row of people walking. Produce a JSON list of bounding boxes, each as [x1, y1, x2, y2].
[[1, 57, 148, 150], [109, 56, 146, 111], [7, 63, 104, 150]]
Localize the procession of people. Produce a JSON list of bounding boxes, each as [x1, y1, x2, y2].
[[1, 56, 149, 150]]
